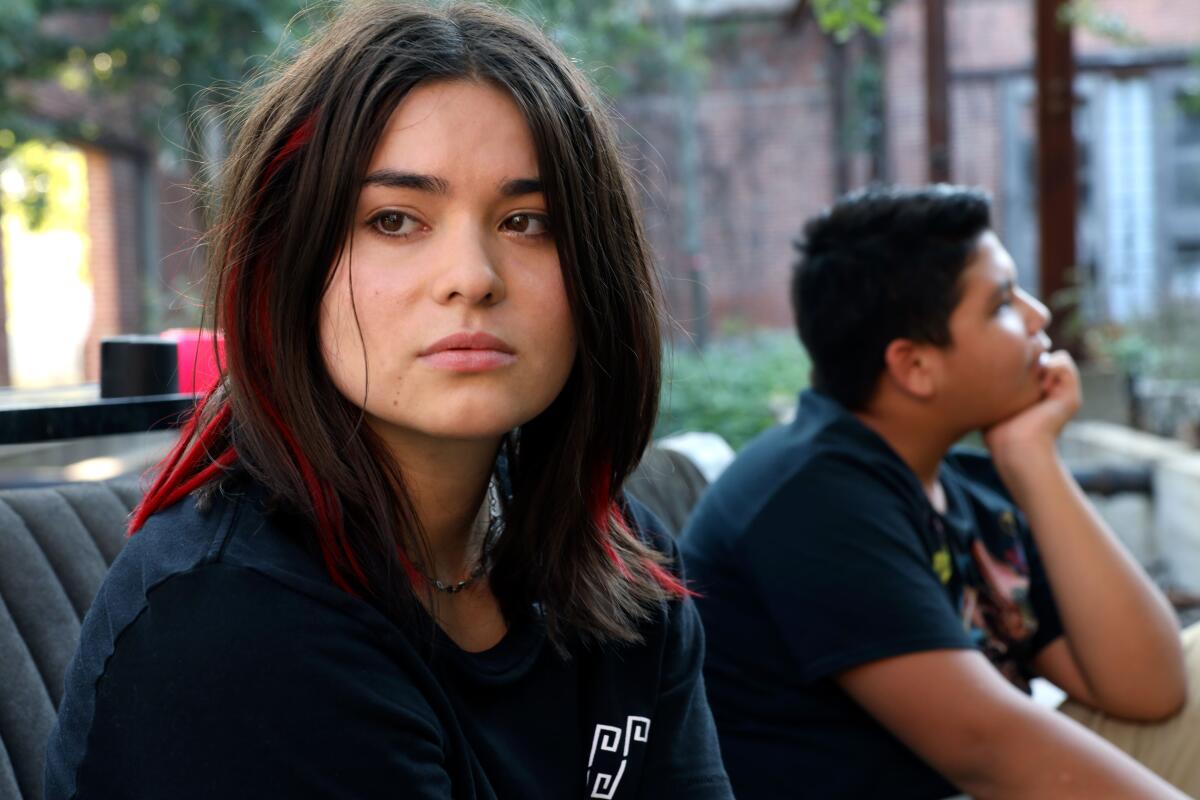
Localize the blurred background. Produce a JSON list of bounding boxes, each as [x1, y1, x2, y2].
[[3, 0, 1200, 442], [0, 0, 1195, 614], [2, 2, 1200, 606]]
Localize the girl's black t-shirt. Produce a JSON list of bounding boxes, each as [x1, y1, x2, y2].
[[45, 482, 731, 800]]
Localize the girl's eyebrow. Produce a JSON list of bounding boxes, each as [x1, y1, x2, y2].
[[362, 169, 449, 193], [361, 170, 542, 199], [500, 177, 542, 197]]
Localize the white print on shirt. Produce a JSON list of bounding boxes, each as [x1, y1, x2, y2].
[[586, 716, 651, 799]]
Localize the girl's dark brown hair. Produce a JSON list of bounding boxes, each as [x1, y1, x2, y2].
[[130, 0, 682, 647]]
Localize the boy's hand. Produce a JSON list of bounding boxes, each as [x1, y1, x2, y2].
[[983, 350, 1081, 470]]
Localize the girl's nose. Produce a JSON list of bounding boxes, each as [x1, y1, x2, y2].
[[430, 227, 505, 306]]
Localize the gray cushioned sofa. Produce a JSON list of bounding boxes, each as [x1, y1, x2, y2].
[[0, 480, 140, 800]]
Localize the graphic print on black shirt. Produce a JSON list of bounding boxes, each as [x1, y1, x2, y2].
[[964, 528, 1041, 689], [586, 716, 652, 798], [939, 468, 1054, 692]]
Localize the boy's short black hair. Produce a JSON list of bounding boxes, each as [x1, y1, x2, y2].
[[791, 185, 992, 410]]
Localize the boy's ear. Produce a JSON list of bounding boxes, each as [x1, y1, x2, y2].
[[882, 338, 938, 400]]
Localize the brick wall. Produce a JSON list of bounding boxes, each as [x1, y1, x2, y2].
[[624, 0, 1200, 338], [621, 17, 835, 333], [82, 149, 144, 381]]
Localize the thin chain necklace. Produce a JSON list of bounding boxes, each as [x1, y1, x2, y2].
[[418, 479, 503, 595]]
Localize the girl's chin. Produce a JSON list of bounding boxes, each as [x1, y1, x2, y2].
[[364, 412, 522, 444]]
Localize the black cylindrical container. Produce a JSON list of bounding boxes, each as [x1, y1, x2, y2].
[[100, 336, 180, 398]]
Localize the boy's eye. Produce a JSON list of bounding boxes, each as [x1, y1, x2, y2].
[[502, 213, 550, 236]]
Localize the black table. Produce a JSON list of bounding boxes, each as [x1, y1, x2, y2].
[[0, 386, 198, 445]]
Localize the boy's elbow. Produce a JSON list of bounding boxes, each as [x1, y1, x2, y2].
[[1089, 671, 1188, 723], [1118, 683, 1187, 723], [1141, 637, 1191, 720], [1153, 652, 1190, 720]]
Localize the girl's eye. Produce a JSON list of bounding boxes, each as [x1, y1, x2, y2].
[[502, 213, 551, 237], [369, 211, 423, 237]]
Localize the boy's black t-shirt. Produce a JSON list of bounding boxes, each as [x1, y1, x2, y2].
[[46, 481, 732, 800], [680, 389, 1063, 800]]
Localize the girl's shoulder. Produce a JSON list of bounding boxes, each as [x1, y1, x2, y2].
[[50, 484, 454, 799], [99, 480, 418, 659]]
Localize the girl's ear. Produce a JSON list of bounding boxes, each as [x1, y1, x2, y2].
[[881, 338, 939, 400]]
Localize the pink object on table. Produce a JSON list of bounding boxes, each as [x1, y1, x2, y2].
[[160, 329, 226, 394]]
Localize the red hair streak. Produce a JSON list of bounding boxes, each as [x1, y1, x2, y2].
[[264, 114, 316, 183], [592, 464, 693, 599], [129, 112, 396, 597]]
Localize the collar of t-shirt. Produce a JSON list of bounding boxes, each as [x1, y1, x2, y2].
[[794, 389, 979, 565]]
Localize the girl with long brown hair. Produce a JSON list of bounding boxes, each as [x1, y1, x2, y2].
[[46, 3, 731, 797]]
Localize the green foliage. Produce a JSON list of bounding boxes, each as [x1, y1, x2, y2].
[[658, 330, 810, 451], [0, 0, 900, 159], [2, 0, 316, 155], [0, 0, 67, 155], [99, 0, 317, 125], [844, 47, 884, 151], [1058, 0, 1144, 47], [1178, 53, 1200, 117], [0, 141, 87, 231], [1085, 302, 1200, 381], [500, 0, 707, 96], [809, 0, 889, 43]]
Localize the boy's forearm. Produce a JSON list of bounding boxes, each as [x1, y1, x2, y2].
[[957, 701, 1189, 800], [991, 445, 1185, 717]]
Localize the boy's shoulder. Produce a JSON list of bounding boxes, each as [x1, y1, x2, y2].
[[691, 392, 925, 542]]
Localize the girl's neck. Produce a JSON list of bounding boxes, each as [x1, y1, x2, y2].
[[380, 427, 503, 582], [379, 429, 510, 652]]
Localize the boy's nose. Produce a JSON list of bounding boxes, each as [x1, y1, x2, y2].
[[1017, 288, 1051, 334]]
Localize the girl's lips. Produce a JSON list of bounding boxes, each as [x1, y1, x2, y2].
[[420, 349, 517, 371], [419, 331, 515, 356], [419, 332, 517, 372]]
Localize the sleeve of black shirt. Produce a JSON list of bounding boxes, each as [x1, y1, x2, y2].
[[742, 456, 976, 683], [72, 563, 453, 799], [625, 499, 735, 799]]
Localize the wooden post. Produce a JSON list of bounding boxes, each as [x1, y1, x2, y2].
[[925, 0, 951, 182], [829, 38, 851, 196], [1035, 0, 1078, 346]]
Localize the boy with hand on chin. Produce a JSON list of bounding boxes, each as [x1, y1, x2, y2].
[[682, 186, 1199, 799]]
